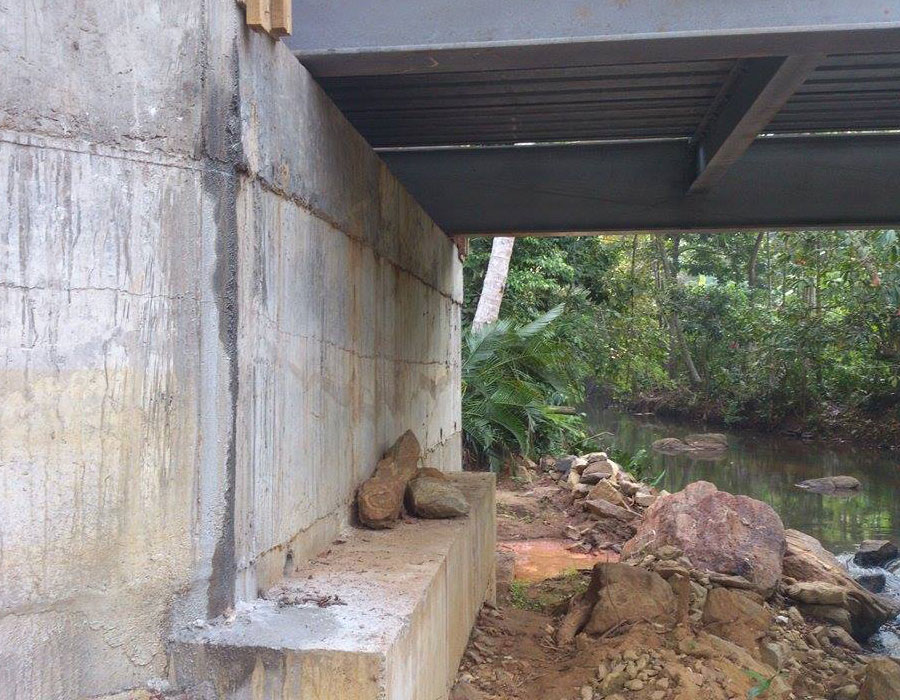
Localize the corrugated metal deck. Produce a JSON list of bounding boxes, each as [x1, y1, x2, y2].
[[286, 1, 900, 234]]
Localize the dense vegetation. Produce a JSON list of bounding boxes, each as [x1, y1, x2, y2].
[[462, 231, 900, 462], [461, 305, 590, 470]]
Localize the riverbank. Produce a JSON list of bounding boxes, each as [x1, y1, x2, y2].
[[612, 389, 900, 451], [452, 455, 900, 699]]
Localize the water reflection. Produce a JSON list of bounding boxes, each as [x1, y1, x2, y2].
[[587, 408, 900, 555]]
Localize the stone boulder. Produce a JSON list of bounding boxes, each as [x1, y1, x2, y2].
[[651, 434, 728, 455], [795, 475, 861, 492], [357, 476, 406, 529], [684, 433, 728, 449], [508, 456, 536, 484], [406, 474, 470, 519], [416, 466, 448, 481], [557, 563, 675, 643], [651, 437, 693, 454], [860, 658, 900, 700], [784, 581, 848, 607], [622, 481, 786, 596], [857, 572, 887, 594], [584, 498, 638, 522], [585, 564, 675, 635], [617, 474, 642, 496], [782, 528, 898, 640], [798, 604, 854, 634], [587, 479, 627, 508], [553, 455, 587, 474], [579, 458, 619, 484], [357, 431, 421, 529], [854, 540, 898, 567], [377, 430, 422, 483], [633, 489, 658, 508], [701, 587, 772, 653]]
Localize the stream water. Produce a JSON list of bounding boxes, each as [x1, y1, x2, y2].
[[587, 407, 900, 654]]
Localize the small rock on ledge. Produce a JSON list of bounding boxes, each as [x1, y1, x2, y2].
[[407, 474, 470, 519]]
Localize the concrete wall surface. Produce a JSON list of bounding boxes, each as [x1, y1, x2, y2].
[[0, 1, 462, 697]]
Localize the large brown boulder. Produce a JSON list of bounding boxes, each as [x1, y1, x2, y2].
[[584, 498, 638, 522], [651, 437, 693, 454], [585, 564, 675, 635], [357, 431, 422, 529], [784, 581, 848, 606], [622, 481, 786, 596], [557, 563, 675, 643], [860, 658, 900, 700], [782, 528, 898, 640], [580, 458, 619, 484]]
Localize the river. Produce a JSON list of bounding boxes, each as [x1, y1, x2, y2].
[[588, 407, 900, 552]]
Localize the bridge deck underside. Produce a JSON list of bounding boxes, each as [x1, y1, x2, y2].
[[287, 2, 900, 234]]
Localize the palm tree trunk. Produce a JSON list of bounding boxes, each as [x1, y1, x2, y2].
[[472, 236, 516, 331]]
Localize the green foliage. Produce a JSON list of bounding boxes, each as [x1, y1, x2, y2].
[[462, 305, 593, 470], [508, 570, 589, 612], [607, 446, 664, 485], [508, 581, 545, 611], [745, 669, 778, 699], [464, 230, 900, 434]]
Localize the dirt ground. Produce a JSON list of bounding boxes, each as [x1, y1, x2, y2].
[[495, 470, 634, 549], [451, 468, 877, 700], [452, 606, 788, 700], [455, 470, 638, 699]]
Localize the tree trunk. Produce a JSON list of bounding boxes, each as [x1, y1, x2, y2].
[[625, 234, 638, 391], [670, 310, 703, 386], [666, 234, 683, 378], [748, 232, 765, 287], [654, 235, 702, 386], [472, 236, 516, 331]]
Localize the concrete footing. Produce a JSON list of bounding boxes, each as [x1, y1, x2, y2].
[[171, 473, 495, 699]]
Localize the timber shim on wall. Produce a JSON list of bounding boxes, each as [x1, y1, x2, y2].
[[238, 0, 292, 38]]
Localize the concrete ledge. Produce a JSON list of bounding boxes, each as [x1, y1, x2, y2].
[[172, 473, 495, 699]]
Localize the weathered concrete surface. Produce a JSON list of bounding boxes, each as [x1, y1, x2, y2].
[[232, 27, 463, 601], [0, 1, 462, 697], [0, 0, 239, 685], [173, 473, 495, 700]]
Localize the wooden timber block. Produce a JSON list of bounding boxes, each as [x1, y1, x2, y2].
[[238, 0, 291, 38], [270, 0, 292, 37], [245, 0, 271, 34]]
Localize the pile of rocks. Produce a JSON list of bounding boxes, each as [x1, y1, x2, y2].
[[782, 529, 898, 641], [356, 431, 469, 529], [539, 452, 664, 552], [553, 481, 900, 699]]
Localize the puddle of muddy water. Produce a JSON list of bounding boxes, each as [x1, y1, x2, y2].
[[500, 538, 617, 583]]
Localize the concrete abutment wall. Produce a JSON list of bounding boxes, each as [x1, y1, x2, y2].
[[0, 2, 462, 697]]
